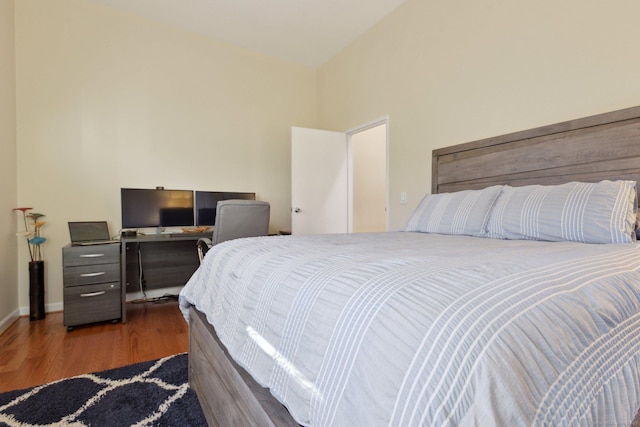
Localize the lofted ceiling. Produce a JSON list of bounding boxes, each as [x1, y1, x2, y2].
[[85, 0, 409, 67]]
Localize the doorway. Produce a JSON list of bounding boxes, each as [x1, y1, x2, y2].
[[290, 118, 388, 235], [349, 122, 388, 232]]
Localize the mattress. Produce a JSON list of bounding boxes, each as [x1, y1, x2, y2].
[[179, 232, 640, 426]]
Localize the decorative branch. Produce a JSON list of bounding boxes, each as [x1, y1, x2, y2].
[[13, 207, 47, 262]]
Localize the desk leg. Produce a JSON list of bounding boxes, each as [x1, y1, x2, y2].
[[120, 241, 127, 323]]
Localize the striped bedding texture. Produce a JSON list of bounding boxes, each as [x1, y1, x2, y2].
[[179, 232, 640, 426]]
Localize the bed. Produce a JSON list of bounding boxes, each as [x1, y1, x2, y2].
[[179, 105, 640, 426]]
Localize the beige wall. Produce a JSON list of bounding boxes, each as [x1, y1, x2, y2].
[[14, 0, 316, 311], [0, 0, 19, 330], [317, 0, 640, 230]]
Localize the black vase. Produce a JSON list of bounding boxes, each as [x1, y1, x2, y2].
[[29, 260, 45, 321]]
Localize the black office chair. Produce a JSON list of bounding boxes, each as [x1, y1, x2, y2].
[[197, 199, 270, 263]]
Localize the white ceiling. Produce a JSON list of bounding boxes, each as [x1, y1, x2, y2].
[[86, 0, 409, 67]]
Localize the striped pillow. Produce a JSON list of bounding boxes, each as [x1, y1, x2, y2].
[[403, 185, 503, 236], [486, 180, 638, 244]]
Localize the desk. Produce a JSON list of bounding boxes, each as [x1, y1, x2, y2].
[[120, 234, 206, 322]]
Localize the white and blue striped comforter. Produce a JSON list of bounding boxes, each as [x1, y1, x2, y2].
[[178, 232, 640, 426]]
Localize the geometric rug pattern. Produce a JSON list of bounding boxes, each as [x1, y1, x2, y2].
[[0, 353, 207, 426]]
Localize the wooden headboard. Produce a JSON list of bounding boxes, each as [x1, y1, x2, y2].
[[432, 106, 640, 201]]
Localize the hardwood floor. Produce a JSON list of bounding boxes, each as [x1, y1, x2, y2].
[[0, 300, 188, 393]]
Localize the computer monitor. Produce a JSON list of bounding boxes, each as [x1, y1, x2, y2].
[[121, 188, 194, 228], [195, 191, 256, 226]]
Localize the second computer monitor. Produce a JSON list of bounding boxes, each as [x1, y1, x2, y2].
[[195, 191, 256, 226]]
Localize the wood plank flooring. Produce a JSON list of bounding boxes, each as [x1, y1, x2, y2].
[[0, 300, 188, 393]]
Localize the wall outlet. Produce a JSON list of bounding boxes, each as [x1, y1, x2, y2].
[[400, 192, 407, 204]]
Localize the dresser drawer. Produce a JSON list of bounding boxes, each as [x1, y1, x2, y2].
[[63, 263, 120, 287], [63, 244, 120, 267], [63, 282, 121, 327]]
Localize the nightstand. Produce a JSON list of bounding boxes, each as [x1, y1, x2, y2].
[[62, 243, 121, 331]]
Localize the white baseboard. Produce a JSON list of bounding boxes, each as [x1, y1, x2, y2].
[[18, 302, 64, 317], [0, 308, 20, 335]]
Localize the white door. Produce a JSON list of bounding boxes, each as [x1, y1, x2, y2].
[[291, 127, 348, 235]]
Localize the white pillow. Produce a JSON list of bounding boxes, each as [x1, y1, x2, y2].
[[403, 185, 503, 236], [486, 180, 637, 244]]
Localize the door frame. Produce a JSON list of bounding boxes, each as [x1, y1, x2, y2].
[[346, 116, 389, 233]]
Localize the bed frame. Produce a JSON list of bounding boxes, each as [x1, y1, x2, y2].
[[189, 307, 299, 426], [432, 105, 640, 197], [188, 105, 640, 426]]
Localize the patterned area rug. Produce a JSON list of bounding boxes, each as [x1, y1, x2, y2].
[[0, 353, 206, 426]]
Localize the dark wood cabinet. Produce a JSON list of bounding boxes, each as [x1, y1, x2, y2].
[[121, 234, 202, 295], [62, 235, 204, 330], [63, 244, 121, 330]]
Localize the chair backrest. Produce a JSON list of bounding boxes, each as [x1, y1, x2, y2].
[[211, 199, 270, 245]]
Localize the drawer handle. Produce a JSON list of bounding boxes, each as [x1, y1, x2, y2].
[[80, 291, 106, 298], [80, 253, 105, 258], [80, 272, 106, 278]]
